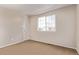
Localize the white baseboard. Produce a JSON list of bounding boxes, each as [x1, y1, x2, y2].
[[0, 38, 77, 53], [31, 39, 75, 49], [75, 48, 79, 54], [0, 39, 29, 48]]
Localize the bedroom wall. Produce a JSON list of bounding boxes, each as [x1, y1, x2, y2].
[[76, 4, 79, 54], [30, 5, 76, 49], [0, 7, 30, 48]]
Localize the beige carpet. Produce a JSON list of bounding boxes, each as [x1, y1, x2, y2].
[[0, 40, 78, 55]]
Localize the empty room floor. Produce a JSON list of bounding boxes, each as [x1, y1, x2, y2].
[[0, 40, 78, 55]]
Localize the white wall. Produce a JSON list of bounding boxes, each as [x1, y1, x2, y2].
[[30, 5, 76, 49], [76, 5, 79, 54], [0, 7, 30, 48], [22, 16, 30, 40]]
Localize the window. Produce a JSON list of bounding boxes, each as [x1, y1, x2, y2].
[[37, 15, 56, 32]]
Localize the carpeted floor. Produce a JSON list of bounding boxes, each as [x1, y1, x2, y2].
[[0, 40, 78, 55]]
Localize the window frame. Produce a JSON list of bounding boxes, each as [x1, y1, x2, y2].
[[37, 15, 56, 32]]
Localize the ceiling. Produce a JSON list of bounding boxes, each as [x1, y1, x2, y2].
[[0, 4, 72, 15]]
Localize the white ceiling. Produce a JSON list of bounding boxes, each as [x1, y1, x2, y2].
[[0, 4, 72, 15]]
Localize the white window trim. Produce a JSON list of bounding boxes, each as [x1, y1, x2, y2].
[[37, 15, 56, 32]]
